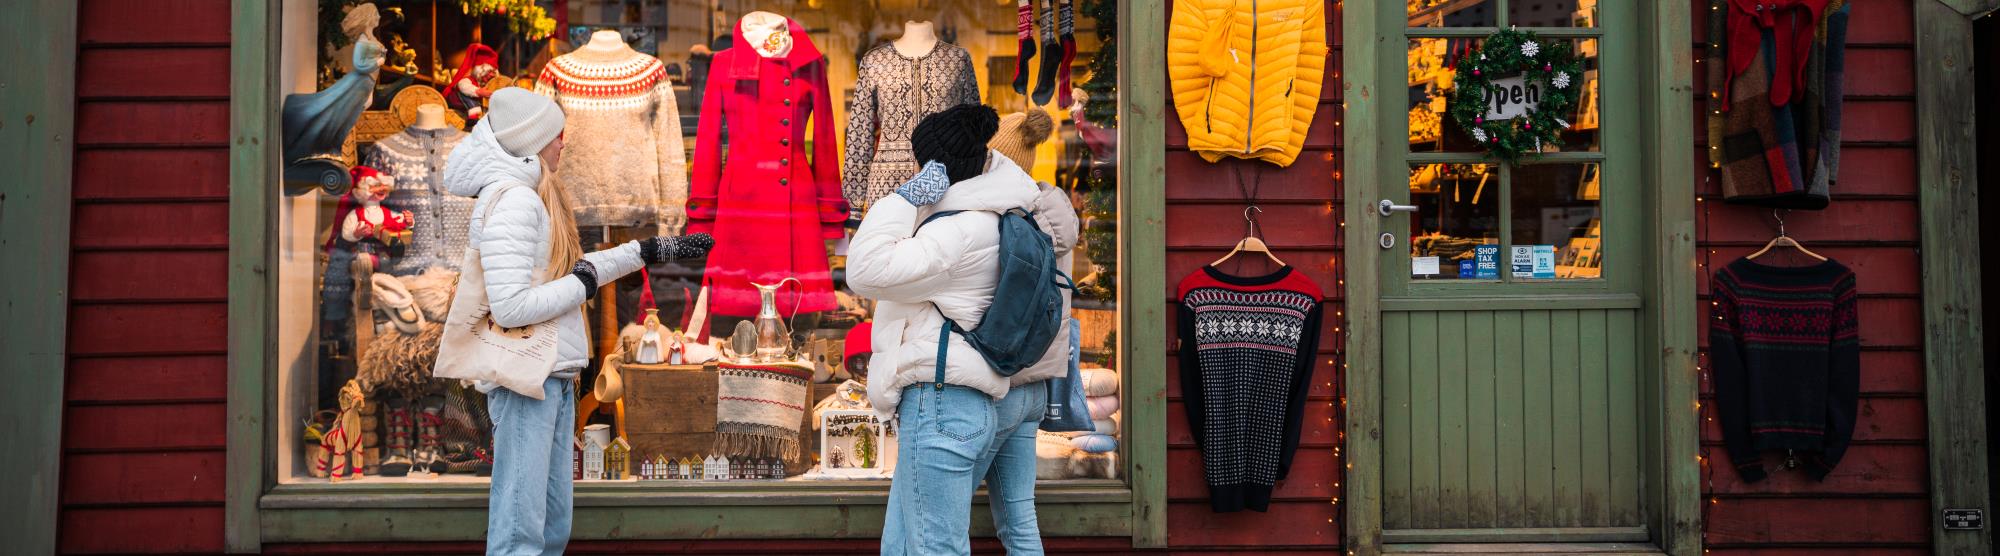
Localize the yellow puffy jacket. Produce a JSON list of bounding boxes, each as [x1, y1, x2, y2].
[[1168, 0, 1328, 167]]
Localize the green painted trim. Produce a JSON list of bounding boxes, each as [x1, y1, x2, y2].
[[1118, 0, 1169, 547], [261, 498, 1133, 542], [262, 481, 1130, 508], [1342, 0, 1390, 552], [1381, 527, 1650, 544], [227, 0, 280, 552], [1635, 0, 1700, 552], [0, 2, 77, 554], [1380, 294, 1642, 312], [1943, 0, 2000, 17], [1914, 2, 1995, 555]]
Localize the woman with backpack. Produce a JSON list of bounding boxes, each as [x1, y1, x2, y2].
[[441, 88, 712, 556], [847, 104, 1047, 555]]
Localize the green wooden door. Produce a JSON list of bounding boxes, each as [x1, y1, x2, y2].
[[1363, 0, 1647, 543]]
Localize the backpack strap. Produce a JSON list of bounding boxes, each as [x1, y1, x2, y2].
[[933, 309, 950, 389], [918, 209, 968, 228]]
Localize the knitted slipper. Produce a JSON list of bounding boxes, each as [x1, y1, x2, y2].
[[371, 273, 425, 335], [1031, 0, 1062, 105], [377, 396, 413, 477], [414, 394, 447, 474], [1011, 0, 1037, 95]]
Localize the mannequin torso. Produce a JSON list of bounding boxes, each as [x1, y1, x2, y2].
[[412, 104, 449, 130], [893, 21, 939, 58]]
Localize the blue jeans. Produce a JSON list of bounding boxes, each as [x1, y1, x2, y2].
[[976, 381, 1051, 555], [881, 384, 998, 555], [486, 378, 576, 556]]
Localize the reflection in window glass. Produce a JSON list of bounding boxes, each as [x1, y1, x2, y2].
[[1410, 163, 1501, 280], [277, 0, 1122, 485], [1509, 0, 1600, 28], [1408, 0, 1497, 28], [1510, 164, 1603, 279]]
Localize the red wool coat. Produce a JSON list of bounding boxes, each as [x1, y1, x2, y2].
[[687, 16, 848, 318]]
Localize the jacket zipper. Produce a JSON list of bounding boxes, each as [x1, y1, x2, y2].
[[1245, 0, 1258, 153], [1205, 77, 1217, 134]]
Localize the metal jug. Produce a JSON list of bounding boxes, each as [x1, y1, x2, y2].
[[749, 277, 802, 362]]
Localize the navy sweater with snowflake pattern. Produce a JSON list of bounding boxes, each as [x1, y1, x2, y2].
[[1177, 266, 1323, 513], [1708, 258, 1860, 483]]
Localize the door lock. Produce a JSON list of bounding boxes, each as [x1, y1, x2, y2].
[[1378, 199, 1419, 216], [1379, 232, 1396, 249]]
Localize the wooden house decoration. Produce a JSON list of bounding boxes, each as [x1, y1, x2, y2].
[[605, 438, 631, 480], [705, 455, 731, 480], [656, 456, 674, 480], [818, 409, 890, 477], [677, 456, 696, 480], [571, 439, 584, 480], [639, 456, 656, 480], [729, 458, 746, 480], [581, 435, 606, 481]]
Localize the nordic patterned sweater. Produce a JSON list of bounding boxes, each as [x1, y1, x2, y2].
[[365, 126, 469, 275], [1176, 266, 1324, 512], [1709, 258, 1859, 483], [534, 45, 690, 230]]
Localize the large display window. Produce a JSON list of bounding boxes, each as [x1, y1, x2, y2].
[[274, 0, 1126, 491]]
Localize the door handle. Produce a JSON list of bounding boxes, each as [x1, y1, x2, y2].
[[1378, 199, 1419, 216]]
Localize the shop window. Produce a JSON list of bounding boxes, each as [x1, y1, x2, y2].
[[277, 0, 1124, 487]]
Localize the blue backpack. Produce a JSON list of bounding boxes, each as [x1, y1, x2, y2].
[[920, 208, 1074, 379]]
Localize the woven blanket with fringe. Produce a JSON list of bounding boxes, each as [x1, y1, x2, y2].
[[715, 362, 812, 460]]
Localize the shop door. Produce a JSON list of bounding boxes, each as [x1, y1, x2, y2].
[[1360, 0, 1646, 544]]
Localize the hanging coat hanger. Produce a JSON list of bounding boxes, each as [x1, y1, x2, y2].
[[1213, 206, 1287, 267], [1746, 209, 1827, 261]]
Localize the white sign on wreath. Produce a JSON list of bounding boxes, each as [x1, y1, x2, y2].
[[1483, 74, 1546, 121]]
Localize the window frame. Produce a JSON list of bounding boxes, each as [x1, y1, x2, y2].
[[222, 0, 1169, 549]]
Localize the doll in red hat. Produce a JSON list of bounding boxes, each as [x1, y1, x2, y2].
[[444, 44, 501, 122], [326, 166, 413, 270]]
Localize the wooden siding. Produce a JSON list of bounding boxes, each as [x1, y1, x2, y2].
[[1160, 0, 1347, 551], [60, 0, 233, 553], [1692, 0, 1931, 554]]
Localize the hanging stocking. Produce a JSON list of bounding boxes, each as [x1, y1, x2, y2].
[[1056, 0, 1078, 108], [1031, 0, 1063, 105], [1012, 0, 1037, 95]]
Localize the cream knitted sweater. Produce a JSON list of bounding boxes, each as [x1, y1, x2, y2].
[[534, 45, 690, 230]]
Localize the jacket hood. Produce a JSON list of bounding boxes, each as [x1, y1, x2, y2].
[[443, 119, 543, 198], [724, 12, 823, 81], [930, 150, 1039, 214]]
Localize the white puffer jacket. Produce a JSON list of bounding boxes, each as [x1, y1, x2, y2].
[[443, 121, 647, 376], [850, 151, 1041, 419]]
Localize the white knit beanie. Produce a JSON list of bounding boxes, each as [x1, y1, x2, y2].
[[486, 88, 565, 157]]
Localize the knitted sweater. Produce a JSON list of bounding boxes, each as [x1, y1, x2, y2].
[[1709, 258, 1859, 483], [840, 42, 980, 210], [534, 45, 690, 230], [1176, 266, 1323, 512], [365, 126, 471, 275]]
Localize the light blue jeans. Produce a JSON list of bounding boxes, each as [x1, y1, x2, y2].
[[976, 380, 1051, 555], [486, 377, 576, 556], [881, 384, 998, 555]]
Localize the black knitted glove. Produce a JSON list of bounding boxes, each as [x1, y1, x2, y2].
[[571, 260, 601, 300], [640, 232, 715, 264]]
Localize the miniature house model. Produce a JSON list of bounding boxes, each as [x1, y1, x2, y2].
[[605, 438, 631, 480], [581, 436, 606, 481]]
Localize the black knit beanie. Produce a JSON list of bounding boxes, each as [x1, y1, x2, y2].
[[912, 104, 1001, 183]]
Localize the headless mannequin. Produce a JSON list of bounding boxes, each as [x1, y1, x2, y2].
[[582, 29, 631, 55], [893, 20, 939, 58], [412, 104, 449, 130]]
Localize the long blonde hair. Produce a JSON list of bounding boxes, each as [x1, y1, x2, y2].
[[536, 168, 583, 281]]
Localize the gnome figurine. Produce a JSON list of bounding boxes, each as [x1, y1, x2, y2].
[[329, 166, 413, 270], [444, 44, 501, 122]]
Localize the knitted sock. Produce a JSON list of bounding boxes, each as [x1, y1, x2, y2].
[[1056, 0, 1078, 108], [1031, 0, 1062, 105], [1012, 0, 1036, 95]]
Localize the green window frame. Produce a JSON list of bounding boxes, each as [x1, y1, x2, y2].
[[221, 0, 1169, 550]]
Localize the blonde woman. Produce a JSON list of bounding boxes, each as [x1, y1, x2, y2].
[[442, 89, 711, 555]]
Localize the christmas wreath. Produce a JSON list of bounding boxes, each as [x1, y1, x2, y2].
[[1448, 30, 1585, 163]]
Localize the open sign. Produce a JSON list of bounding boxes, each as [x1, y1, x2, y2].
[[1483, 74, 1545, 121]]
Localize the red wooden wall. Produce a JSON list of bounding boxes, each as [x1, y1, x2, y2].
[[1692, 0, 1932, 553], [59, 0, 235, 553]]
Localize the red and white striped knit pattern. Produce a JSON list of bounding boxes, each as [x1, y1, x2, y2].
[[534, 54, 666, 112]]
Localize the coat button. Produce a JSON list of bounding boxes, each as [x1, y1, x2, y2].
[[781, 138, 790, 146], [782, 98, 792, 106], [781, 158, 790, 166], [780, 118, 790, 126], [780, 178, 789, 186], [784, 78, 792, 86]]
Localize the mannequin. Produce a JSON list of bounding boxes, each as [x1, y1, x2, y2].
[[534, 27, 690, 228], [582, 29, 627, 53], [412, 104, 449, 130], [893, 20, 939, 58]]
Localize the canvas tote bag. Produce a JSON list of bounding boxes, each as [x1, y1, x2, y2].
[[434, 184, 560, 399]]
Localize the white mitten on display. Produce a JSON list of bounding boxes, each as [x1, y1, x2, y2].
[[1080, 367, 1119, 397]]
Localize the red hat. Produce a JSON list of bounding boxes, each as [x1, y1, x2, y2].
[[844, 321, 873, 363], [349, 165, 383, 186], [446, 44, 500, 91]]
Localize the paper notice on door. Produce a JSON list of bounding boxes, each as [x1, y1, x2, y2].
[[1412, 256, 1440, 276], [1510, 246, 1536, 276], [1532, 245, 1557, 278]]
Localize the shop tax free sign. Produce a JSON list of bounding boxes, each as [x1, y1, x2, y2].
[[1482, 74, 1546, 121]]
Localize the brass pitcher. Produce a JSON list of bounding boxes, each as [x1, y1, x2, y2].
[[750, 277, 802, 362]]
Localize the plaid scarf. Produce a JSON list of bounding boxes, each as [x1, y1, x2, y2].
[[1708, 0, 1848, 209]]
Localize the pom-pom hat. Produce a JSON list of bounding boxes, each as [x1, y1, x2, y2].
[[911, 104, 1000, 183]]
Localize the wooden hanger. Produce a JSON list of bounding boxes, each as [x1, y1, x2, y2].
[[1747, 210, 1827, 261], [1213, 206, 1286, 267]]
